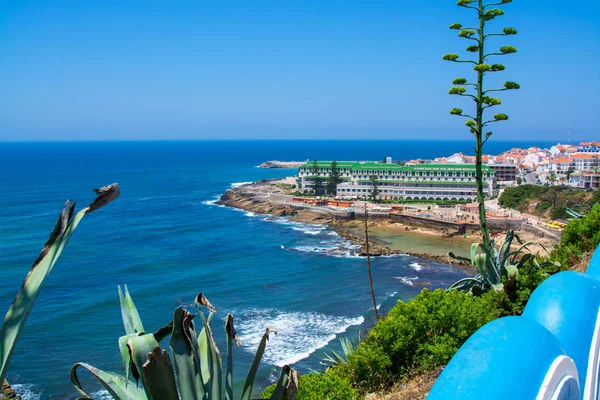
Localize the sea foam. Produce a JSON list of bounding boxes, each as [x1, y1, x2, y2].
[[396, 276, 419, 286], [409, 262, 424, 271], [235, 308, 364, 367], [231, 181, 253, 188]]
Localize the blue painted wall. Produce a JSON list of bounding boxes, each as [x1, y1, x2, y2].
[[428, 247, 600, 399]]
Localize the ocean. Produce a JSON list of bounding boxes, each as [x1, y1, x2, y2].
[[0, 140, 556, 399]]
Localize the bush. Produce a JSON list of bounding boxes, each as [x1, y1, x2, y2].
[[261, 365, 360, 400], [552, 203, 600, 267], [346, 289, 502, 392]]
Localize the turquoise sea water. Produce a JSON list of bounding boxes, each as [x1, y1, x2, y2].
[[0, 140, 556, 399]]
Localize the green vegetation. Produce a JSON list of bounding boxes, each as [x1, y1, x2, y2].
[[310, 160, 324, 196], [347, 289, 502, 392], [0, 184, 120, 386], [444, 0, 519, 261], [275, 183, 296, 191], [257, 203, 600, 399], [499, 184, 597, 220], [552, 203, 600, 269], [326, 161, 342, 197], [320, 335, 361, 369], [260, 249, 562, 398], [73, 287, 297, 400], [369, 175, 380, 202], [262, 366, 359, 400], [448, 230, 558, 294]]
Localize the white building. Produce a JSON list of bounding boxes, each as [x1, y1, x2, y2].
[[297, 161, 495, 201]]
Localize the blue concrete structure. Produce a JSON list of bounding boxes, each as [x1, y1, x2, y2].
[[428, 247, 600, 400]]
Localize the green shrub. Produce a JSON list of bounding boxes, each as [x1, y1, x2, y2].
[[346, 289, 502, 392], [261, 366, 359, 400], [552, 203, 600, 267]]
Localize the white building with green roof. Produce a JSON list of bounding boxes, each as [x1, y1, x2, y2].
[[297, 161, 495, 202]]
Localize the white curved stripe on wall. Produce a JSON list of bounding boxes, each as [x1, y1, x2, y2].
[[536, 355, 579, 400], [584, 307, 600, 400]]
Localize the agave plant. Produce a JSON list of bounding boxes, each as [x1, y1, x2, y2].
[[0, 183, 120, 385], [448, 229, 558, 294], [320, 333, 361, 369], [71, 286, 298, 400]]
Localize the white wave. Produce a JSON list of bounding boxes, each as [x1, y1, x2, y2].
[[92, 390, 113, 400], [231, 181, 253, 188], [409, 262, 424, 271], [380, 253, 410, 258], [290, 226, 325, 235], [395, 276, 419, 286], [376, 291, 398, 310], [10, 383, 41, 400], [235, 308, 364, 367], [245, 211, 257, 217], [201, 196, 224, 207]]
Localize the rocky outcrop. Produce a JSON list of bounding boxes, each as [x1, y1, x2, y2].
[[258, 161, 305, 169], [217, 187, 334, 224], [217, 183, 471, 264], [2, 380, 21, 400]]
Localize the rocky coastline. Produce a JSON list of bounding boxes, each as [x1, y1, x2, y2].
[[216, 181, 468, 265]]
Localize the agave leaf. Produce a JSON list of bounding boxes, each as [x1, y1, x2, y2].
[[170, 307, 204, 400], [448, 251, 472, 264], [504, 264, 519, 292], [491, 283, 504, 292], [448, 277, 481, 291], [340, 337, 352, 357], [225, 313, 241, 400], [118, 334, 139, 385], [286, 368, 300, 400], [473, 253, 486, 278], [71, 362, 147, 400], [127, 333, 161, 397], [269, 365, 291, 400], [142, 346, 179, 400], [198, 309, 222, 400], [119, 285, 145, 335], [153, 321, 174, 343], [499, 230, 514, 262], [241, 328, 277, 400], [197, 314, 212, 385], [0, 184, 119, 384], [470, 242, 482, 264]]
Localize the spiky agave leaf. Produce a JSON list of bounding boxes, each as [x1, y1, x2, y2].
[[197, 307, 222, 400], [224, 313, 241, 400], [269, 365, 299, 400], [141, 346, 179, 400], [170, 307, 204, 400], [0, 183, 119, 384], [240, 328, 277, 400], [118, 285, 145, 335], [448, 277, 481, 291], [71, 362, 147, 400]]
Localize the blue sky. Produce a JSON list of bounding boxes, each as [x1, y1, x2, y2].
[[1, 0, 598, 141]]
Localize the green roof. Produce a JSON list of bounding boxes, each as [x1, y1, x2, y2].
[[298, 161, 495, 174], [299, 161, 357, 169]]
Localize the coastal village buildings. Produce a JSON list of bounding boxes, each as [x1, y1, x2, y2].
[[437, 141, 600, 188], [296, 140, 600, 201], [297, 161, 495, 201]]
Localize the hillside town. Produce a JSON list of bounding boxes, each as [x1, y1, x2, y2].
[[431, 141, 600, 189]]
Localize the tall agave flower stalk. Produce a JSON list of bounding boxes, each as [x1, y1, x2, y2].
[[72, 287, 298, 400]]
